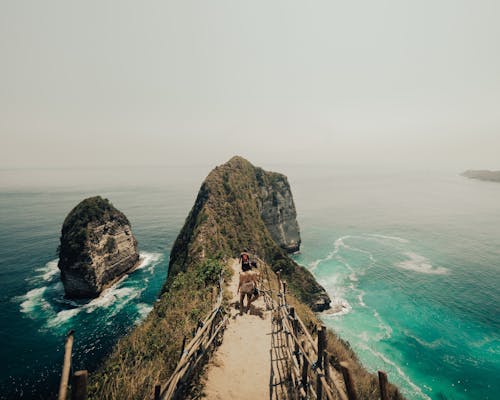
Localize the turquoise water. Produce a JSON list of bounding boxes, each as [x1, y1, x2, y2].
[[0, 166, 499, 399], [290, 168, 500, 400]]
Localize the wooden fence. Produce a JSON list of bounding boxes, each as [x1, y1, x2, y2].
[[154, 273, 227, 400], [57, 274, 226, 400]]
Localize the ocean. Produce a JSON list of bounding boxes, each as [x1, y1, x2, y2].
[[0, 165, 498, 399]]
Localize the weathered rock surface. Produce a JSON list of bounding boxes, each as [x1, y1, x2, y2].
[[58, 196, 139, 299], [257, 172, 301, 253]]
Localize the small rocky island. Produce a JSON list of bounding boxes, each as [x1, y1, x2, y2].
[[58, 196, 140, 299], [462, 170, 500, 182]]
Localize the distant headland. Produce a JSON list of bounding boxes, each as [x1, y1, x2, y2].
[[461, 170, 500, 182]]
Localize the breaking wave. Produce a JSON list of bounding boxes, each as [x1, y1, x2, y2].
[[15, 252, 163, 329]]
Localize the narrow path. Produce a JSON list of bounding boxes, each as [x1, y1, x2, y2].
[[202, 259, 271, 400]]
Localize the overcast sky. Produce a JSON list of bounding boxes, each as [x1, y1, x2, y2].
[[1, 0, 499, 170]]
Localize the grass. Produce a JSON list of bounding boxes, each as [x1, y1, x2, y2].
[[88, 259, 229, 400]]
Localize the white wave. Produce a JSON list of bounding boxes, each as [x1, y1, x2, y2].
[[46, 308, 81, 328], [18, 287, 50, 314], [361, 345, 431, 400], [308, 236, 351, 272], [85, 284, 140, 313], [322, 297, 352, 317], [135, 251, 163, 273], [136, 303, 153, 323], [357, 291, 366, 307], [34, 259, 60, 281], [368, 234, 409, 244], [396, 252, 449, 275], [373, 309, 393, 339]]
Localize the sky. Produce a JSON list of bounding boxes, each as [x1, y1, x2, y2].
[[1, 0, 499, 171]]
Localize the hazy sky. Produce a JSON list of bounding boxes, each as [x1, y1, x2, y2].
[[1, 1, 499, 170]]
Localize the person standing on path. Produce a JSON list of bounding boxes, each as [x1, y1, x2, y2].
[[237, 268, 259, 314]]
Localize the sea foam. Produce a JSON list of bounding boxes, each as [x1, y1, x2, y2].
[[396, 252, 449, 275]]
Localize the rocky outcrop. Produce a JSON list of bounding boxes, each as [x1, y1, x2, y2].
[[257, 170, 301, 253], [168, 156, 330, 311], [58, 196, 140, 299], [462, 170, 500, 182]]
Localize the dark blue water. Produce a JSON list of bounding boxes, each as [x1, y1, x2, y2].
[[1, 166, 499, 399], [0, 167, 206, 399]]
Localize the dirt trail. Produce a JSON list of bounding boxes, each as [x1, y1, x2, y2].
[[202, 259, 271, 400]]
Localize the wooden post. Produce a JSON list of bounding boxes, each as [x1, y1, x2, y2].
[[58, 329, 75, 400], [340, 362, 358, 400], [179, 336, 187, 361], [317, 326, 326, 366], [322, 351, 330, 381], [317, 373, 323, 400], [293, 317, 300, 366], [378, 370, 389, 400], [154, 384, 161, 400], [71, 370, 88, 400], [301, 342, 309, 392]]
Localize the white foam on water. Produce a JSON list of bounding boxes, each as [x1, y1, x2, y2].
[[135, 251, 163, 273], [34, 259, 60, 281], [361, 345, 431, 400], [322, 297, 352, 317], [85, 283, 139, 313], [308, 236, 351, 272], [373, 309, 393, 339], [46, 308, 81, 328], [368, 234, 409, 244], [357, 291, 366, 307], [17, 287, 50, 314], [396, 252, 449, 275], [135, 303, 153, 323]]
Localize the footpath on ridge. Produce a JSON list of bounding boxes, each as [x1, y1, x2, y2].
[[202, 259, 270, 400]]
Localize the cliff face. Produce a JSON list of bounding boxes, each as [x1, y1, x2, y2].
[[167, 156, 330, 311], [58, 196, 139, 299], [257, 172, 301, 253]]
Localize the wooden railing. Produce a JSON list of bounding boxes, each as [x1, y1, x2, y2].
[[264, 271, 396, 400], [155, 273, 228, 400]]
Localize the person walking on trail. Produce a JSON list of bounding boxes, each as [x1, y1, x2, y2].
[[240, 249, 251, 272], [237, 268, 259, 314]]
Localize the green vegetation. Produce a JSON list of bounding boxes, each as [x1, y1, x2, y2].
[[89, 258, 228, 399], [59, 196, 129, 266], [167, 156, 328, 309]]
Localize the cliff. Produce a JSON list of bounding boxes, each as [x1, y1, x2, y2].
[[462, 169, 500, 182], [58, 196, 140, 298], [167, 156, 329, 311]]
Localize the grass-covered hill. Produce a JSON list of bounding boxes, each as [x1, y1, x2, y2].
[[167, 155, 330, 310]]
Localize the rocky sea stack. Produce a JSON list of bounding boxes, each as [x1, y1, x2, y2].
[[58, 196, 139, 299]]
